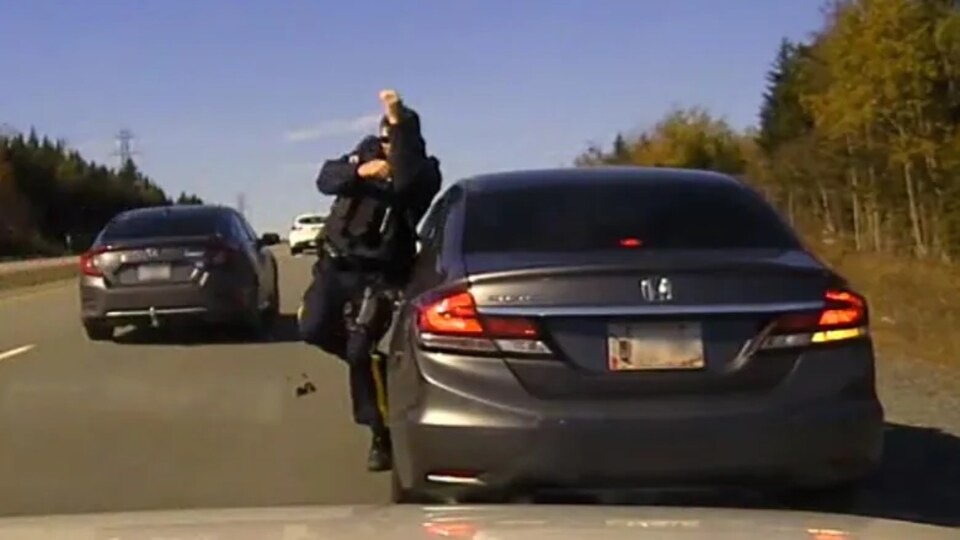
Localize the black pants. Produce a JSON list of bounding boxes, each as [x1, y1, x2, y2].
[[298, 256, 393, 431]]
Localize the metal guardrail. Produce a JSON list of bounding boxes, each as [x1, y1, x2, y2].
[[0, 256, 78, 276]]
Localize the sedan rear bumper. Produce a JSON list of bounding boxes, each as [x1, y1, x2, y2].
[[390, 342, 885, 497], [396, 397, 883, 495], [80, 276, 254, 326]]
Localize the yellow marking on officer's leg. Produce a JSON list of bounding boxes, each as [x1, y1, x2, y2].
[[371, 352, 388, 419], [297, 303, 304, 323]]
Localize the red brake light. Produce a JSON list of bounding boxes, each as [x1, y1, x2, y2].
[[484, 316, 539, 338], [619, 237, 643, 248], [820, 290, 865, 327], [416, 290, 547, 355], [774, 289, 866, 333], [417, 291, 483, 335], [79, 248, 107, 277], [207, 239, 238, 265], [764, 288, 868, 349]]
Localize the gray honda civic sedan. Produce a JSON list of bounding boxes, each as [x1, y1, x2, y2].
[[79, 205, 280, 341], [386, 167, 884, 504]]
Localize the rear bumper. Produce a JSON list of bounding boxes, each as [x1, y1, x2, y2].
[[79, 276, 253, 326], [397, 397, 882, 494], [390, 341, 885, 495], [289, 231, 321, 250]]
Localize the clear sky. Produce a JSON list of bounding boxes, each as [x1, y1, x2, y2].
[[0, 0, 824, 233]]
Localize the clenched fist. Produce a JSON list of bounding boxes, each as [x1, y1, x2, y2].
[[379, 89, 402, 124], [357, 159, 391, 179]]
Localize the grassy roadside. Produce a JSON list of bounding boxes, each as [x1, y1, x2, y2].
[[0, 242, 952, 369], [0, 264, 78, 292], [811, 240, 960, 369]]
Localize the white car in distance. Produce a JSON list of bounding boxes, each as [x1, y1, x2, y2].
[[288, 213, 325, 255]]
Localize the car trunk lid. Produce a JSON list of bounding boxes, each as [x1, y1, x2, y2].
[[465, 249, 833, 400], [93, 235, 228, 286]]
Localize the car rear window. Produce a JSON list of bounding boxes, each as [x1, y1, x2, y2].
[[462, 179, 801, 253], [99, 211, 228, 241], [297, 216, 325, 225]]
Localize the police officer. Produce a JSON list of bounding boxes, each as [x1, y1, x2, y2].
[[299, 90, 441, 471]]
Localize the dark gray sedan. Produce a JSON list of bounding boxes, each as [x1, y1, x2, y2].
[[387, 167, 884, 504], [79, 205, 280, 341]]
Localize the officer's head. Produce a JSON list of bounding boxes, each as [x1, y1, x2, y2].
[[353, 135, 385, 163], [378, 116, 392, 155]]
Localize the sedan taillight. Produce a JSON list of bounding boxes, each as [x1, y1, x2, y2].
[[207, 240, 240, 266], [760, 289, 869, 350], [79, 247, 108, 277], [415, 290, 550, 355]]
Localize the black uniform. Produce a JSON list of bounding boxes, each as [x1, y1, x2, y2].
[[299, 105, 441, 433]]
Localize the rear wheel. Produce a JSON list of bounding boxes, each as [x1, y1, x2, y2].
[[83, 321, 113, 341], [290, 245, 301, 256], [261, 273, 280, 331], [780, 479, 869, 511], [228, 286, 269, 340], [390, 470, 435, 504]]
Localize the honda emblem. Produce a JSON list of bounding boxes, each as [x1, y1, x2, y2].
[[640, 277, 673, 302]]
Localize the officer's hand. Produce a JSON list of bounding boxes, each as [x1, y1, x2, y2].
[[357, 159, 391, 179], [379, 89, 402, 124]]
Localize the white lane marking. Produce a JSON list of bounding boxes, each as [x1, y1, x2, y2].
[[0, 344, 36, 362]]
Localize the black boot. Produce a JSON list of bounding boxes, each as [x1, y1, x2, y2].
[[367, 429, 393, 472]]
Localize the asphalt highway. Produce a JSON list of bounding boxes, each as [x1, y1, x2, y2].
[[0, 251, 958, 527], [0, 251, 388, 516]]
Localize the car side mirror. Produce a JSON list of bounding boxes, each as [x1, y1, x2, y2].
[[259, 233, 281, 246]]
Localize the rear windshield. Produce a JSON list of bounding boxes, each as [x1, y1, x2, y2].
[[462, 180, 801, 253], [297, 216, 325, 225], [99, 211, 228, 241]]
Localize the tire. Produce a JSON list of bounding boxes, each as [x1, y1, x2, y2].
[[391, 470, 433, 504], [781, 479, 868, 511], [261, 274, 280, 331], [290, 245, 301, 256], [83, 321, 113, 341], [229, 287, 268, 340]]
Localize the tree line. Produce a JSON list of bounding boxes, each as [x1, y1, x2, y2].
[[577, 0, 960, 261], [0, 129, 204, 256]]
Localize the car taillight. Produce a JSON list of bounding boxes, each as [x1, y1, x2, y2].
[[415, 290, 551, 355], [79, 248, 108, 277], [760, 289, 869, 350], [207, 240, 238, 266]]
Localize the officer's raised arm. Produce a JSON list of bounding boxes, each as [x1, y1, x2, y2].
[[316, 136, 392, 198], [315, 154, 359, 196], [380, 91, 429, 200]]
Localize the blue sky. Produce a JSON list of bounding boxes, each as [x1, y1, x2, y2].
[[0, 1, 824, 233]]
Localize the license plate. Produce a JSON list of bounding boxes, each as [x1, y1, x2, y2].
[[137, 264, 171, 281], [607, 321, 705, 371]]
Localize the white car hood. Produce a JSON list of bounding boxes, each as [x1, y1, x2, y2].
[[0, 505, 952, 540]]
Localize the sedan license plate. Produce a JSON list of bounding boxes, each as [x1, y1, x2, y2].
[[607, 321, 705, 371], [137, 264, 171, 282]]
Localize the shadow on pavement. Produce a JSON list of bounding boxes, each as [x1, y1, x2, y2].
[[530, 423, 960, 528], [112, 313, 303, 346], [850, 422, 960, 527]]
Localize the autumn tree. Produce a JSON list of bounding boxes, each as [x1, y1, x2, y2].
[[577, 0, 960, 262]]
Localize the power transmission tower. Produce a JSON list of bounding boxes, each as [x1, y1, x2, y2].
[[112, 129, 139, 167], [0, 123, 20, 139], [237, 193, 247, 218]]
